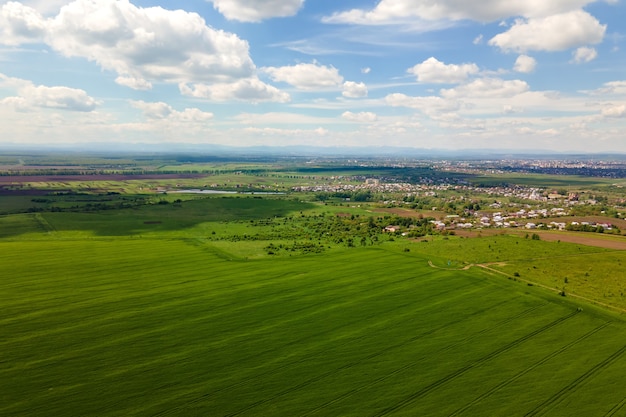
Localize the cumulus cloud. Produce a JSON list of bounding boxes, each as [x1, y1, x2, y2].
[[572, 46, 598, 63], [589, 80, 626, 95], [131, 100, 214, 122], [115, 75, 152, 91], [262, 62, 343, 90], [441, 78, 530, 99], [602, 104, 626, 118], [488, 10, 606, 53], [0, 0, 287, 102], [0, 1, 47, 45], [408, 57, 479, 84], [0, 72, 98, 111], [1, 0, 70, 16], [323, 0, 601, 24], [341, 111, 377, 122], [179, 79, 290, 103], [503, 104, 523, 114], [46, 1, 256, 86], [342, 81, 368, 98], [513, 55, 537, 73], [385, 93, 459, 113], [208, 0, 304, 22]]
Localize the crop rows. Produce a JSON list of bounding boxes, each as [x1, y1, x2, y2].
[[2, 238, 626, 416]]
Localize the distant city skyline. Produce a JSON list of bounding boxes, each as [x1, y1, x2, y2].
[[1, 0, 625, 152]]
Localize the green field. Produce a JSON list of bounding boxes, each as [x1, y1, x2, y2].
[[2, 196, 626, 416]]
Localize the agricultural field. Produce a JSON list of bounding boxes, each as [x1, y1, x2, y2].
[[2, 235, 626, 416], [2, 154, 626, 416]]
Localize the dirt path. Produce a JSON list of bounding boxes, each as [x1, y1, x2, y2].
[[428, 260, 626, 315]]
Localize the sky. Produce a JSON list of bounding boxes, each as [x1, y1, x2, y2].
[[1, 0, 625, 153]]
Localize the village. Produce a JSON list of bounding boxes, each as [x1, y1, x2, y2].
[[293, 177, 622, 235]]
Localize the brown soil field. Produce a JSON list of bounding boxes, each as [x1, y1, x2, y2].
[[454, 228, 626, 250]]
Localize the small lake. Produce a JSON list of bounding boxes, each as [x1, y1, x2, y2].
[[171, 189, 236, 194], [171, 189, 285, 195]]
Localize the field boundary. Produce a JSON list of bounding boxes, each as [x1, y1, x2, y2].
[[427, 259, 626, 315]]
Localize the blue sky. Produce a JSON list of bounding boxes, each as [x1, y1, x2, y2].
[[1, 0, 625, 152]]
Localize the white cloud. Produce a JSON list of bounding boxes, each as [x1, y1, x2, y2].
[[131, 100, 214, 123], [489, 10, 606, 53], [341, 111, 377, 122], [179, 79, 290, 103], [46, 0, 255, 87], [441, 78, 529, 99], [0, 2, 46, 45], [361, 67, 371, 74], [408, 57, 479, 84], [473, 34, 483, 45], [513, 55, 537, 73], [342, 81, 368, 98], [572, 46, 598, 63], [208, 0, 304, 22], [323, 0, 601, 25], [0, 72, 98, 111], [587, 80, 626, 96], [130, 100, 173, 119], [1, 0, 70, 16], [0, 0, 289, 102], [262, 62, 343, 90], [503, 104, 523, 114], [234, 112, 332, 125], [602, 104, 626, 118], [385, 93, 459, 112]]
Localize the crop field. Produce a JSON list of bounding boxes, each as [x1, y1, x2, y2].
[[2, 199, 626, 416], [2, 152, 626, 417]]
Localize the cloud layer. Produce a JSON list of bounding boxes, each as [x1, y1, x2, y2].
[[209, 0, 304, 22], [0, 0, 286, 102], [0, 73, 98, 111], [324, 0, 608, 24]]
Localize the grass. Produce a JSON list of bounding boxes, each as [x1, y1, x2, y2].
[[411, 234, 626, 311], [415, 234, 610, 266], [2, 194, 626, 415], [2, 235, 626, 416]]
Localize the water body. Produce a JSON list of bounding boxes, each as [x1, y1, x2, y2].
[[171, 189, 284, 195], [171, 189, 237, 194]]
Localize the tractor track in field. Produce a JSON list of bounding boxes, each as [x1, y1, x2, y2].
[[151, 279, 489, 416], [2, 262, 451, 376], [373, 310, 581, 417], [221, 296, 516, 417], [301, 303, 546, 417], [428, 260, 626, 315], [605, 397, 626, 417], [449, 321, 613, 416], [525, 344, 626, 417]]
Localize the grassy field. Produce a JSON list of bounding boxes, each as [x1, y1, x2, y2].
[[1, 240, 625, 416], [2, 197, 626, 416]]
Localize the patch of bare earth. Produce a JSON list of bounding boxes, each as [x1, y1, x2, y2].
[[454, 228, 626, 250]]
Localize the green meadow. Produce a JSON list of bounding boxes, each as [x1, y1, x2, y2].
[[2, 196, 626, 416]]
